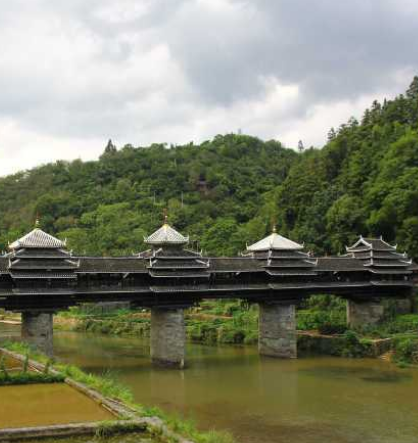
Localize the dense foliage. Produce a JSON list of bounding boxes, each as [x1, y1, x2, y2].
[[1, 77, 418, 258], [272, 76, 418, 258], [0, 135, 294, 255]]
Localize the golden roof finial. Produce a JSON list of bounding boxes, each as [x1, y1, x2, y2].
[[163, 209, 169, 226], [35, 214, 41, 228], [271, 217, 277, 234]]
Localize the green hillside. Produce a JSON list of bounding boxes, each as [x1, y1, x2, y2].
[[1, 77, 418, 259]]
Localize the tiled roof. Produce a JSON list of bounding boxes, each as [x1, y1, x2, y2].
[[144, 223, 189, 246], [149, 270, 210, 278], [269, 250, 313, 259], [368, 269, 412, 275], [9, 258, 78, 270], [346, 237, 396, 252], [266, 270, 318, 276], [150, 284, 268, 293], [371, 280, 413, 287], [269, 281, 372, 290], [9, 229, 65, 250], [316, 257, 366, 271], [149, 259, 209, 269], [266, 259, 317, 268], [353, 251, 407, 260], [363, 259, 411, 267], [13, 248, 71, 258], [345, 236, 414, 275], [77, 258, 147, 273], [10, 271, 77, 279], [247, 231, 303, 252], [209, 258, 265, 272]]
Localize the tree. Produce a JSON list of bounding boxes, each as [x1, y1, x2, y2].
[[327, 127, 337, 141], [103, 139, 117, 155], [406, 76, 418, 100]]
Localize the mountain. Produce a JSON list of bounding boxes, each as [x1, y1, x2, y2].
[[1, 77, 417, 259]]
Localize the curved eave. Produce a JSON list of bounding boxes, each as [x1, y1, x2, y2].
[[145, 239, 189, 246], [75, 270, 148, 274], [149, 273, 210, 278], [368, 269, 412, 274]]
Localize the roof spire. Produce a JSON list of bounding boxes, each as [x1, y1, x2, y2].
[[271, 216, 277, 234], [163, 208, 169, 226], [144, 213, 189, 247], [35, 213, 41, 228]]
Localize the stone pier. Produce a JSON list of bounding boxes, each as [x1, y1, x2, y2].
[[21, 312, 54, 357], [346, 299, 384, 328], [258, 302, 297, 358], [150, 308, 186, 368]]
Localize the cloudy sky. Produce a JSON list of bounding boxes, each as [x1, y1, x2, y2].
[[0, 0, 417, 176]]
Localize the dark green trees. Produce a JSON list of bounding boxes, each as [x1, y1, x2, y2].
[[1, 77, 418, 259]]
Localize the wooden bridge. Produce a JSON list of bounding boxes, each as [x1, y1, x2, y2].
[[0, 222, 416, 367]]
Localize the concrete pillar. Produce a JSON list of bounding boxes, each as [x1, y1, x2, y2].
[[391, 297, 413, 315], [21, 312, 53, 357], [258, 302, 297, 359], [346, 299, 384, 328], [150, 308, 185, 368]]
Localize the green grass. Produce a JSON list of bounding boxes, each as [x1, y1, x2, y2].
[[0, 371, 65, 386]]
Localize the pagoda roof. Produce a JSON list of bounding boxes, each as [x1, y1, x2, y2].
[[247, 231, 303, 252], [344, 236, 414, 275], [9, 229, 65, 250], [140, 248, 199, 259], [144, 223, 189, 246], [346, 237, 396, 252], [12, 248, 71, 259], [10, 271, 77, 279], [9, 258, 78, 270]]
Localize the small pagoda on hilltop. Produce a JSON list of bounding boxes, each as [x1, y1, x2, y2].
[[345, 236, 413, 277], [140, 219, 210, 284], [8, 226, 79, 289], [244, 227, 317, 277]]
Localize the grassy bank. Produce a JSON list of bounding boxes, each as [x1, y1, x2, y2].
[[0, 341, 234, 443], [55, 295, 418, 365]]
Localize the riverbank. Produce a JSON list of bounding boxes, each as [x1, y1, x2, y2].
[[0, 341, 234, 443], [53, 296, 418, 365]]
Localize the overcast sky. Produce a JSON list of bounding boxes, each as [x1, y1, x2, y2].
[[0, 0, 417, 177]]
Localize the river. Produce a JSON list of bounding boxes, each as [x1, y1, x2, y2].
[[1, 323, 418, 443]]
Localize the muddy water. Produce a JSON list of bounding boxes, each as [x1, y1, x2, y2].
[[2, 323, 418, 443], [0, 383, 114, 428]]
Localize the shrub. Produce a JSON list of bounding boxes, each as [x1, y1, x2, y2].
[[392, 337, 418, 365], [318, 322, 347, 335]]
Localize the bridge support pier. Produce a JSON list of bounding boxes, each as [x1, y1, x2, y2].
[[21, 312, 54, 357], [258, 302, 297, 358], [150, 308, 185, 368], [346, 299, 384, 328]]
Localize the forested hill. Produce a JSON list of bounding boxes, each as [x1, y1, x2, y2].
[[1, 77, 418, 259], [273, 76, 418, 260], [0, 136, 296, 256]]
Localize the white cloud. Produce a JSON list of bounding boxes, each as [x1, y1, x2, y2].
[[0, 118, 104, 176], [0, 0, 417, 177]]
